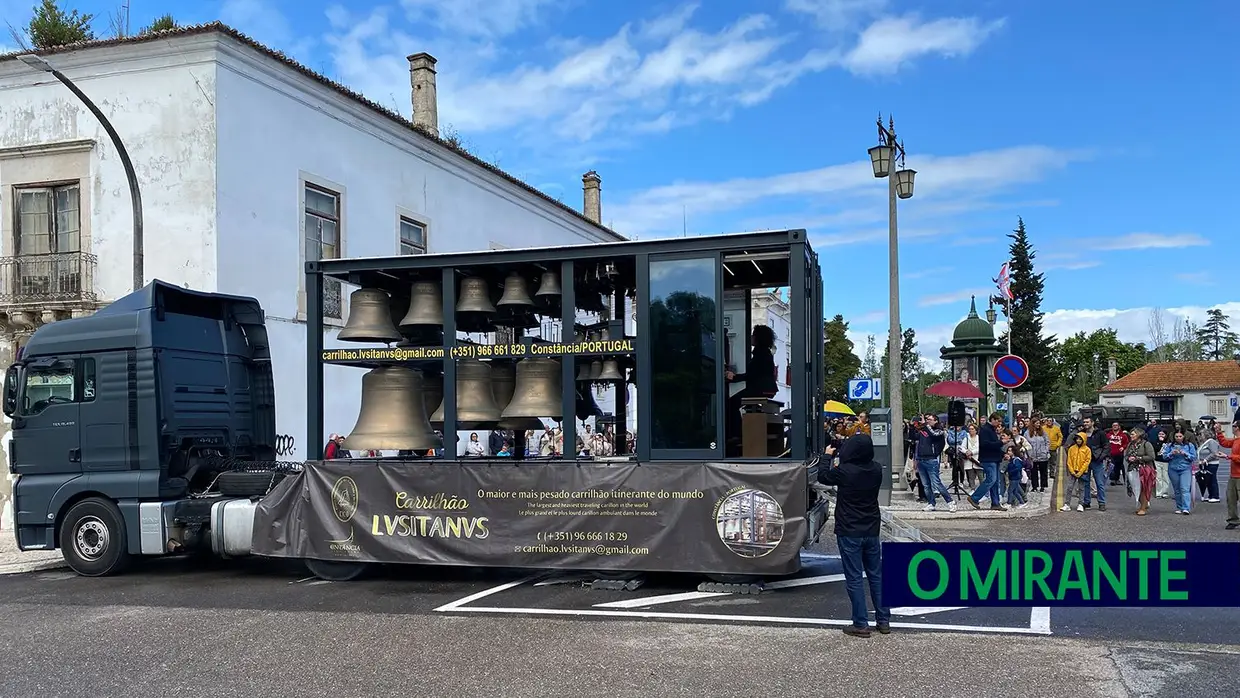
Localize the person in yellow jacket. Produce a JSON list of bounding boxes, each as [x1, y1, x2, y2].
[[1061, 433, 1092, 512]]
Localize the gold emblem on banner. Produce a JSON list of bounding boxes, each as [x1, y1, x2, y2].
[[331, 476, 360, 522]]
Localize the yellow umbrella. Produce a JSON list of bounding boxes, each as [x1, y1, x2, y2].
[[823, 400, 855, 416]]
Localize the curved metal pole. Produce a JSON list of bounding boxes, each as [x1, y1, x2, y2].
[[46, 67, 144, 292]]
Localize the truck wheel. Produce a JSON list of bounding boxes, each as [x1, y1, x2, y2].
[[59, 498, 132, 577], [304, 559, 370, 582]]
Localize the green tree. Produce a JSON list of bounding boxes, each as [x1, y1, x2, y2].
[[1196, 308, 1239, 360], [1052, 329, 1148, 404], [1169, 318, 1203, 361], [990, 217, 1055, 406], [27, 0, 94, 49], [139, 13, 176, 35], [860, 334, 880, 380], [823, 315, 861, 402]]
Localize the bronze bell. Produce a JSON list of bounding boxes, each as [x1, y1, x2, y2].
[[491, 360, 546, 431], [338, 288, 402, 343], [497, 272, 535, 307], [457, 277, 496, 314], [423, 372, 444, 425], [575, 360, 592, 382], [430, 359, 502, 426], [588, 360, 603, 381], [535, 271, 561, 297], [576, 385, 602, 421], [400, 280, 443, 327], [344, 367, 440, 451], [502, 358, 563, 419], [598, 360, 624, 381]]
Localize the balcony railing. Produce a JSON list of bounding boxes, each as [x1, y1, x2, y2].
[[0, 251, 98, 305]]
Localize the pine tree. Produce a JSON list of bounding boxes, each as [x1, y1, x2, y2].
[[823, 315, 861, 401], [991, 217, 1055, 406], [1196, 309, 1240, 360], [860, 334, 880, 380], [27, 0, 94, 49]]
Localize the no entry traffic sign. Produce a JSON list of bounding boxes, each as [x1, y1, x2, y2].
[[993, 354, 1029, 390]]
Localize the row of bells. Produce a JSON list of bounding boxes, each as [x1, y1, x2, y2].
[[344, 358, 608, 452], [339, 272, 561, 343]]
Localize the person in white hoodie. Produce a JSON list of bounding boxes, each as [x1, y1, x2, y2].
[[1196, 434, 1223, 503]]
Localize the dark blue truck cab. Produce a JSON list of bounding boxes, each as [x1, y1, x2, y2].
[[3, 281, 281, 576]]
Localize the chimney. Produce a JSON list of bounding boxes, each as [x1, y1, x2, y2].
[[582, 171, 602, 224], [1107, 357, 1117, 385], [407, 53, 438, 138]]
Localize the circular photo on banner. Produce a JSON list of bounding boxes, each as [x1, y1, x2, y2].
[[715, 489, 785, 558]]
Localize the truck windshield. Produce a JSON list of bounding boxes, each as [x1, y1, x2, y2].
[[20, 361, 76, 416]]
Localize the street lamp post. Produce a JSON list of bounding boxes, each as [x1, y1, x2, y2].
[[18, 53, 144, 292], [867, 114, 916, 465]]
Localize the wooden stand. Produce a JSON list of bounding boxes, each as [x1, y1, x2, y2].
[[741, 398, 784, 457]]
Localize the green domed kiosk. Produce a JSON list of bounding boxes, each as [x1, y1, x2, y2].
[[939, 296, 1003, 419]]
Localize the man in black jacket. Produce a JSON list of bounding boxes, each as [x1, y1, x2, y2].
[[819, 434, 890, 637], [911, 414, 956, 512], [967, 412, 1008, 510], [1081, 416, 1110, 511]]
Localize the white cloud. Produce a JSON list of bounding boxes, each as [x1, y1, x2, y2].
[[1174, 272, 1213, 286], [918, 289, 991, 308], [906, 266, 954, 279], [852, 310, 887, 324], [222, 0, 315, 57], [785, 0, 888, 31], [399, 0, 557, 38], [843, 14, 1006, 75], [1083, 233, 1211, 251], [1043, 259, 1100, 271]]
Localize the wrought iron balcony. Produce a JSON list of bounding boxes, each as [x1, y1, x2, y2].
[[0, 251, 98, 306]]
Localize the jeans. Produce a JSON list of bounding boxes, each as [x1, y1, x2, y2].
[[836, 535, 890, 629], [1007, 475, 1026, 505], [1228, 477, 1240, 524], [1170, 467, 1192, 511], [1081, 461, 1108, 506], [1199, 463, 1220, 500], [917, 458, 952, 506], [1155, 462, 1171, 498], [971, 461, 1002, 505], [1031, 460, 1049, 490]]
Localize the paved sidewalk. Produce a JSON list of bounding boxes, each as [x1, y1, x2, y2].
[[0, 531, 64, 575]]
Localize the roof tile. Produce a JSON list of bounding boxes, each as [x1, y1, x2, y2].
[[0, 22, 624, 241], [1102, 361, 1240, 392]]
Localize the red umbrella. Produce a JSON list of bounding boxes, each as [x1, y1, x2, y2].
[[925, 380, 984, 400]]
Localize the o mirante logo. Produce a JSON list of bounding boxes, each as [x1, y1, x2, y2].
[[330, 476, 360, 523]]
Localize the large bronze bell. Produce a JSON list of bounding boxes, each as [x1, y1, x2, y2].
[[457, 277, 496, 313], [598, 359, 624, 381], [338, 288, 402, 343], [344, 367, 439, 451], [491, 360, 545, 430], [575, 360, 592, 382], [535, 271, 561, 297], [497, 272, 535, 307], [502, 358, 563, 419], [430, 360, 502, 426], [588, 360, 603, 381], [423, 372, 444, 424], [400, 281, 443, 327]]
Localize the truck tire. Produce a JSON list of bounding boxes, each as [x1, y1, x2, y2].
[[305, 559, 371, 582], [217, 470, 284, 497], [59, 498, 132, 577]]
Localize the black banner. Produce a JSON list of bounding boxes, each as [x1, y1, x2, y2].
[[322, 338, 635, 364], [252, 460, 808, 576]]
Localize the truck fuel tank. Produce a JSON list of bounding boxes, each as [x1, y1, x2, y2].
[[210, 498, 258, 558]]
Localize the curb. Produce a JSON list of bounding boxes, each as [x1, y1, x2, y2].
[[882, 504, 1050, 521]]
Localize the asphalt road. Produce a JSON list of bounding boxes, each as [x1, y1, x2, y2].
[[1, 481, 1237, 697]]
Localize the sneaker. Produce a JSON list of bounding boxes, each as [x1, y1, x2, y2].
[[947, 501, 958, 513], [875, 623, 891, 635], [1226, 523, 1238, 530], [1083, 503, 1091, 509], [1209, 498, 1221, 503], [990, 504, 1007, 511], [966, 497, 981, 510], [923, 504, 936, 512], [1076, 505, 1084, 512], [1060, 505, 1071, 512], [1017, 502, 1029, 509], [842, 626, 872, 638], [1098, 504, 1107, 512], [1174, 509, 1183, 514]]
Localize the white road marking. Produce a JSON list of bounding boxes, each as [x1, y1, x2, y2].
[[444, 604, 1051, 635], [1030, 606, 1051, 634], [434, 575, 541, 612], [891, 606, 969, 616], [289, 576, 317, 585], [762, 574, 846, 590], [593, 591, 731, 608], [307, 580, 332, 586], [799, 552, 842, 561], [534, 576, 592, 587]]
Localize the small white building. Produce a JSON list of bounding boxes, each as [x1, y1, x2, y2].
[[749, 288, 792, 407], [0, 22, 623, 479], [1099, 360, 1240, 431]]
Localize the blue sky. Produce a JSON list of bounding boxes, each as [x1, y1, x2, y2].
[[6, 0, 1238, 362]]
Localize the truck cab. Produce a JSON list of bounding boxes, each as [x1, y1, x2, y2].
[[3, 281, 280, 576]]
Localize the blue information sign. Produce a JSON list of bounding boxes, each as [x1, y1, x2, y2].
[[992, 354, 1029, 390]]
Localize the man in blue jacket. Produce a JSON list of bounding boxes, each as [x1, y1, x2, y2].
[[911, 413, 957, 512], [967, 412, 1008, 510]]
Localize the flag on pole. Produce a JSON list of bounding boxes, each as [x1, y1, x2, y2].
[[996, 262, 1013, 300]]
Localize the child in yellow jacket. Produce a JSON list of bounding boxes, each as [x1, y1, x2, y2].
[[1061, 433, 1091, 512]]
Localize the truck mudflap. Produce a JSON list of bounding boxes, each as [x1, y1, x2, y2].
[[804, 486, 830, 548]]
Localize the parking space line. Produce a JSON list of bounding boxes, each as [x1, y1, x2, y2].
[[1030, 607, 1051, 633], [444, 604, 1052, 635], [433, 575, 541, 612], [763, 574, 845, 589], [891, 606, 968, 616], [594, 591, 730, 608]]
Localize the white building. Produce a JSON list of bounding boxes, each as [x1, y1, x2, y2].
[[749, 288, 792, 408], [0, 21, 623, 489], [1099, 359, 1240, 433]]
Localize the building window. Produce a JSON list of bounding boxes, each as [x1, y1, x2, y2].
[[1209, 398, 1227, 417], [304, 183, 342, 318], [12, 183, 85, 300], [399, 217, 427, 255]]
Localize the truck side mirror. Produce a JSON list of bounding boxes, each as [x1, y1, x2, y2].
[[3, 364, 18, 417]]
